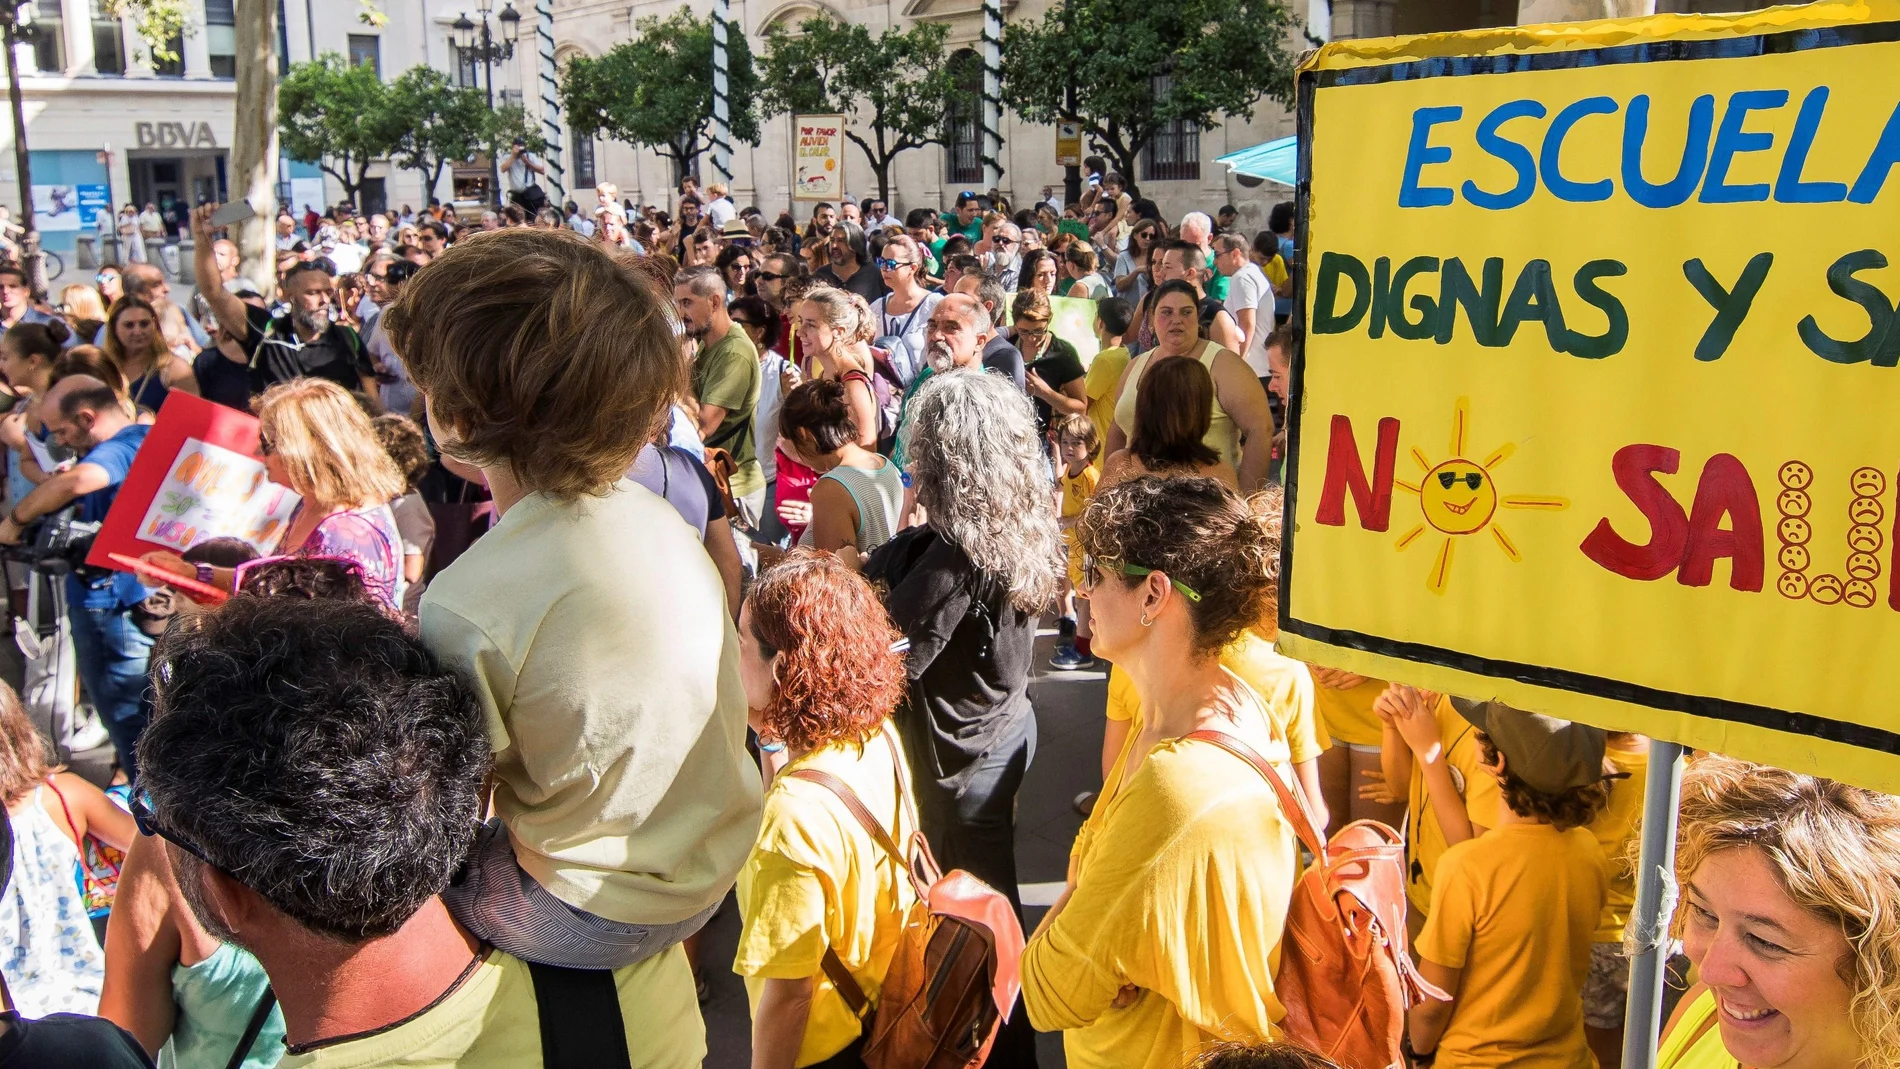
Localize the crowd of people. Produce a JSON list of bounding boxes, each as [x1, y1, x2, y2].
[[0, 163, 1886, 1069]]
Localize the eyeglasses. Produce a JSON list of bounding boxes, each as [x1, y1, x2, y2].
[[993, 236, 1017, 247], [255, 433, 276, 457], [755, 271, 786, 282], [1014, 327, 1049, 344], [875, 258, 914, 271], [131, 790, 220, 869], [1081, 555, 1202, 602]]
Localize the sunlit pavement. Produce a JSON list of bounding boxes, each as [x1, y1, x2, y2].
[[699, 620, 1107, 1067]]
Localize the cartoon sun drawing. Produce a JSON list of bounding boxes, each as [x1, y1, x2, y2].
[[1393, 397, 1570, 594]]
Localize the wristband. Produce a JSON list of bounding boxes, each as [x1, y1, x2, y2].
[[1401, 1032, 1436, 1067], [6, 508, 24, 527]]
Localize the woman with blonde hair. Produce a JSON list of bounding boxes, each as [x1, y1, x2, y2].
[[60, 283, 108, 342], [791, 285, 883, 451], [142, 378, 407, 609], [103, 296, 198, 412], [1658, 755, 1900, 1069]]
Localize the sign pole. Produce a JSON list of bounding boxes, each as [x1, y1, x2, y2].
[[1620, 740, 1687, 1069], [710, 0, 732, 182]]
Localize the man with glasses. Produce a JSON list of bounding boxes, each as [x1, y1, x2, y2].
[[194, 204, 378, 397], [416, 219, 450, 258], [0, 375, 154, 779], [869, 234, 942, 385], [864, 198, 898, 232], [134, 595, 706, 1067], [753, 252, 805, 366], [984, 221, 1023, 291], [952, 269, 1026, 391]]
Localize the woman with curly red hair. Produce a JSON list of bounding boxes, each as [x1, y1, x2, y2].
[[733, 550, 917, 1069]]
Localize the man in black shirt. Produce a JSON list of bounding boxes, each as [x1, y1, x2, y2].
[[192, 204, 377, 398]]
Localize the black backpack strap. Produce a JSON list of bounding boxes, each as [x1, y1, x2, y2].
[[527, 961, 632, 1069], [223, 988, 278, 1069]]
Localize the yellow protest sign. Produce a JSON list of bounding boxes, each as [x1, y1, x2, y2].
[[1278, 3, 1900, 790], [793, 115, 845, 201]]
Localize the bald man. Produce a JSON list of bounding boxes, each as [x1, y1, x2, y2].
[[0, 374, 158, 777]]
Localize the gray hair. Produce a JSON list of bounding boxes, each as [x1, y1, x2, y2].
[[1178, 211, 1213, 240], [1213, 233, 1250, 255], [967, 270, 1008, 326], [900, 370, 1061, 612], [674, 264, 726, 299]]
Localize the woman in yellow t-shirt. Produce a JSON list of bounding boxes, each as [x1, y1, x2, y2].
[[1656, 755, 1900, 1069], [1023, 476, 1299, 1069], [731, 551, 919, 1069]]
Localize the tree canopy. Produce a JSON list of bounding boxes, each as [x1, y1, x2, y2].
[[278, 54, 409, 210], [387, 68, 542, 199], [560, 8, 761, 185], [761, 17, 959, 207], [1002, 0, 1300, 188]]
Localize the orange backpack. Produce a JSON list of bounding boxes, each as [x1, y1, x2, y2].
[[1184, 729, 1447, 1069], [786, 734, 1025, 1069]]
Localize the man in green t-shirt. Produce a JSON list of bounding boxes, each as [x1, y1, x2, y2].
[[676, 267, 765, 525], [938, 191, 985, 246]]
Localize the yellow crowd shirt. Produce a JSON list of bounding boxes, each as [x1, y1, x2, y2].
[[276, 947, 704, 1068], [1024, 729, 1298, 1069], [1587, 739, 1650, 944], [1405, 696, 1501, 915], [734, 728, 921, 1068], [1656, 990, 1742, 1069], [420, 480, 764, 926], [1308, 671, 1387, 748], [1084, 347, 1132, 449], [1416, 823, 1608, 1069], [1060, 463, 1102, 587], [1104, 636, 1326, 762]]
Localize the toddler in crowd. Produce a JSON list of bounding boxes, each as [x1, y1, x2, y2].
[[1050, 412, 1101, 671], [381, 227, 762, 970]]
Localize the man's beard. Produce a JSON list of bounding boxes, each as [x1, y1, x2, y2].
[[925, 340, 958, 374], [686, 321, 712, 341], [292, 307, 332, 335]]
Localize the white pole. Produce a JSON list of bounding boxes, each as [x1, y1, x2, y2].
[[710, 0, 733, 182], [1621, 740, 1687, 1069], [980, 0, 1003, 192]]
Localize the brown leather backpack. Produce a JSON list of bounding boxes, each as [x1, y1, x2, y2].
[[1184, 729, 1447, 1069], [785, 734, 1024, 1069]]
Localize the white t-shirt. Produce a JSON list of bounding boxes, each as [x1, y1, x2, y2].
[[505, 151, 545, 192], [1225, 261, 1270, 374], [705, 197, 737, 228], [755, 349, 789, 483], [323, 242, 365, 275]]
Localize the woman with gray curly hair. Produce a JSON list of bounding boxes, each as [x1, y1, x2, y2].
[[863, 368, 1059, 1069]]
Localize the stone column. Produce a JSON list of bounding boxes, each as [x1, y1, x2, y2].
[[183, 13, 212, 78], [122, 19, 154, 77], [61, 0, 95, 74]]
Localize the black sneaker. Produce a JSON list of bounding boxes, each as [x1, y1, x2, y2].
[[1049, 644, 1094, 671], [1056, 615, 1077, 639]]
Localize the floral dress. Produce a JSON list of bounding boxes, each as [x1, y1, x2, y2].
[[0, 789, 105, 1016]]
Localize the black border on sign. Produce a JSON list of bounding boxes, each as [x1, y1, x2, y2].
[[1281, 19, 1900, 755]]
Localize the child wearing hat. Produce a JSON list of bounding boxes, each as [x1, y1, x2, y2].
[[1406, 699, 1612, 1069]]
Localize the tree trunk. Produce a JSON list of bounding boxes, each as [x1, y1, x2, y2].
[[231, 0, 279, 295]]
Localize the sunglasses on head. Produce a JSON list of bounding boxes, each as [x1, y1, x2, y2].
[[1081, 555, 1202, 602], [132, 790, 220, 870]]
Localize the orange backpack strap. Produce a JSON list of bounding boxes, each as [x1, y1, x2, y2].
[[1182, 729, 1327, 860]]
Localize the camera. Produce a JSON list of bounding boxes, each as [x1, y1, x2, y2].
[[3, 506, 100, 576]]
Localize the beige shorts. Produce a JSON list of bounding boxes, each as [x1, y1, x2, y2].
[[1582, 941, 1630, 1030]]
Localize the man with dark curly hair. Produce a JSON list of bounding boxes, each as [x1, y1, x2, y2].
[[135, 597, 707, 1066], [1406, 700, 1611, 1069]]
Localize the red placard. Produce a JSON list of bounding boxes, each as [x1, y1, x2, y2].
[[85, 392, 298, 573]]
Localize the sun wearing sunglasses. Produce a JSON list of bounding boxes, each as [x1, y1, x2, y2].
[[1437, 471, 1485, 490]]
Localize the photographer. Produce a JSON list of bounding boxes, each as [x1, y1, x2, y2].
[[0, 375, 153, 778]]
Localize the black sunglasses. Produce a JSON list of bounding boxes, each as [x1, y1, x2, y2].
[[1438, 471, 1484, 490], [755, 271, 787, 282], [132, 790, 219, 870]]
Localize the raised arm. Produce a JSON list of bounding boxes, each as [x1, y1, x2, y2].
[[190, 205, 253, 340]]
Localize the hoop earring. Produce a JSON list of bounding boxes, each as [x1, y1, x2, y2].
[[1140, 613, 1153, 627]]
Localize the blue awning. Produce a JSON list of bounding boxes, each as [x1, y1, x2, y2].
[[1216, 135, 1298, 186]]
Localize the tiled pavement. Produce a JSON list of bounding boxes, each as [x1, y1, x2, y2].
[[700, 623, 1107, 1068]]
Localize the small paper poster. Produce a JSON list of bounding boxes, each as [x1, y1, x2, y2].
[[138, 438, 300, 552], [87, 392, 301, 572], [793, 115, 845, 201]]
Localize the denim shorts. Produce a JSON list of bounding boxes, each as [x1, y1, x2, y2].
[[443, 819, 719, 970]]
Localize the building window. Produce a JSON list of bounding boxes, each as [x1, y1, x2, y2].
[[1143, 75, 1200, 182], [946, 50, 982, 185], [90, 1, 125, 74], [572, 131, 596, 189], [22, 0, 66, 73], [348, 34, 380, 76], [205, 0, 236, 78], [152, 31, 186, 76], [456, 41, 479, 87]]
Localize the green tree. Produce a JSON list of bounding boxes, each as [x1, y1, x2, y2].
[[388, 67, 489, 201], [761, 18, 958, 207], [1002, 0, 1299, 189], [560, 8, 760, 186], [278, 53, 407, 210]]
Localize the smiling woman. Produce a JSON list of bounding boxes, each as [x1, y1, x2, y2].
[[1658, 755, 1900, 1069]]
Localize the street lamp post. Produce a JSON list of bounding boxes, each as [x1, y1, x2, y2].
[[1, 3, 43, 298], [452, 1, 522, 210]]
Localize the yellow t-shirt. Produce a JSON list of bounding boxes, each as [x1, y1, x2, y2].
[[1060, 462, 1101, 587], [1588, 738, 1650, 944], [1104, 638, 1325, 763], [1263, 254, 1289, 292], [420, 480, 764, 926], [1657, 990, 1741, 1069], [733, 728, 922, 1068], [1084, 346, 1132, 449], [277, 947, 704, 1068], [1405, 695, 1501, 915], [1024, 732, 1298, 1069], [1416, 823, 1608, 1069], [1308, 670, 1387, 748]]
